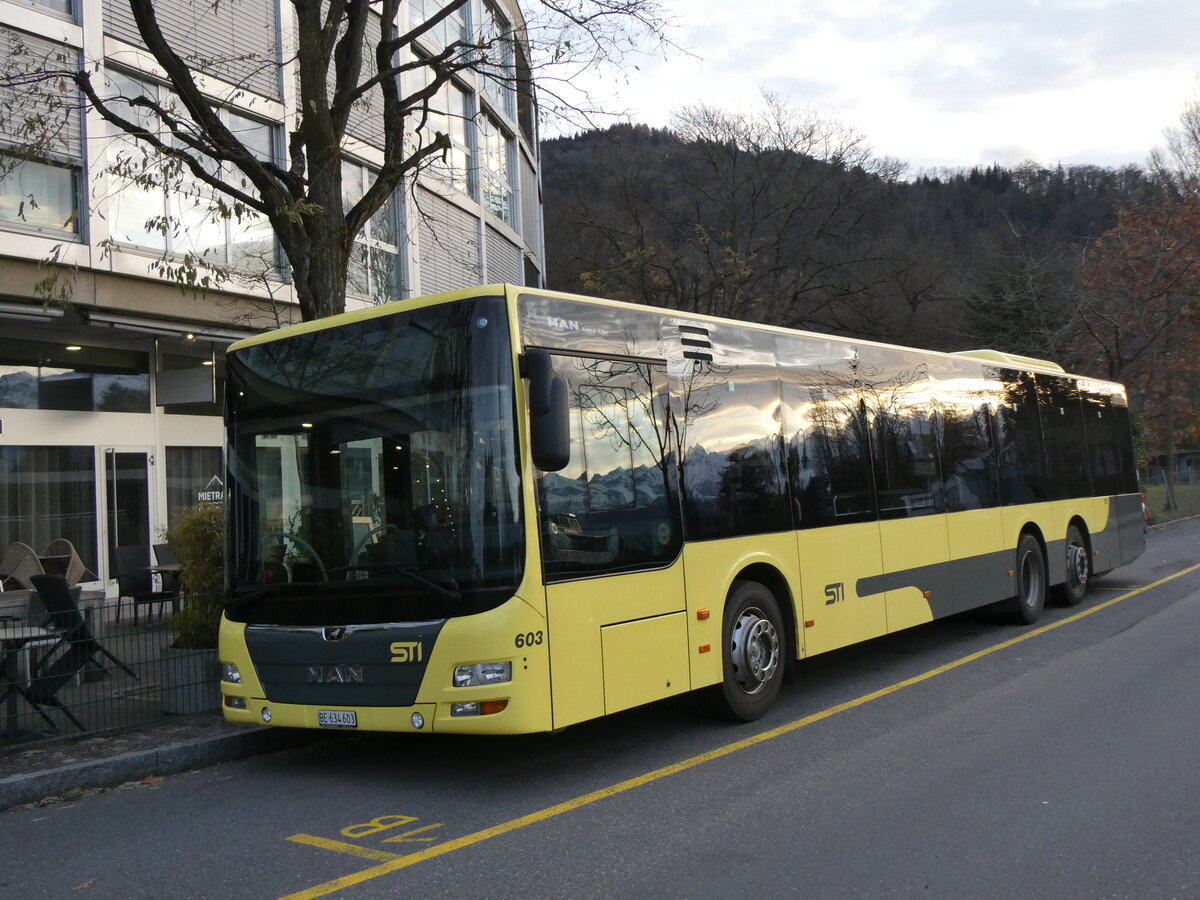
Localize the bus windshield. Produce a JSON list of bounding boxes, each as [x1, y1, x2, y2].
[[224, 295, 523, 624]]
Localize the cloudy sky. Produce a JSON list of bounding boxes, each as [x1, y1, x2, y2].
[[572, 0, 1200, 172]]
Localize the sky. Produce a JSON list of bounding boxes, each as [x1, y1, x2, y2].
[[568, 0, 1200, 173]]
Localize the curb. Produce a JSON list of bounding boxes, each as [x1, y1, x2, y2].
[[0, 726, 318, 812]]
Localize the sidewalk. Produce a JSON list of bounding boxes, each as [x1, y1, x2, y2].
[[0, 712, 320, 812]]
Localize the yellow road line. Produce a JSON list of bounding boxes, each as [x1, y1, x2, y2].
[[287, 834, 402, 862], [279, 562, 1200, 900]]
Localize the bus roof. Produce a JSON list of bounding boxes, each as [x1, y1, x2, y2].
[[228, 283, 1097, 384]]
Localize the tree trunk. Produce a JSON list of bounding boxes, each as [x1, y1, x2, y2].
[[295, 229, 351, 322], [1163, 370, 1178, 511]]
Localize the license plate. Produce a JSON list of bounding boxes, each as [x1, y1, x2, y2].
[[317, 709, 357, 729]]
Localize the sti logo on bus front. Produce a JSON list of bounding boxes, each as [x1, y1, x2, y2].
[[390, 641, 424, 663]]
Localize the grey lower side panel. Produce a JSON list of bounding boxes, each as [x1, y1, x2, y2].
[[857, 551, 1015, 619], [856, 497, 1140, 620]]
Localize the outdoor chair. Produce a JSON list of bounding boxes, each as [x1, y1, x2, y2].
[[40, 538, 97, 587], [113, 545, 178, 624], [0, 541, 45, 591], [6, 575, 117, 732], [30, 574, 137, 680]]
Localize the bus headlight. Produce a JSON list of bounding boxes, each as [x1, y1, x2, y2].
[[221, 662, 241, 684], [452, 661, 512, 687]]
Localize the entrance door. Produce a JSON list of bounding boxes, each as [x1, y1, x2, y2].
[[534, 356, 687, 728], [103, 448, 153, 578]]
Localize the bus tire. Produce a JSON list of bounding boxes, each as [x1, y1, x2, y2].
[[1052, 524, 1089, 607], [711, 581, 785, 722], [1008, 533, 1046, 624]]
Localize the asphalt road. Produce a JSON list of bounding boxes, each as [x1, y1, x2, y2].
[[2, 519, 1198, 899]]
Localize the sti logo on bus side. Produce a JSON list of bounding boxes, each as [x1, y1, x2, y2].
[[390, 641, 424, 663]]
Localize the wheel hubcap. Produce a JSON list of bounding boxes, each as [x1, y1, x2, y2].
[[730, 607, 779, 694], [1067, 541, 1088, 589]]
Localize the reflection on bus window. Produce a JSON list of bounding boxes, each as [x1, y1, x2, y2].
[[537, 357, 681, 579]]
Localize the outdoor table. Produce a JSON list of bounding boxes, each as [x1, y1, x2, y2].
[[0, 622, 56, 740], [145, 564, 181, 597], [0, 589, 32, 620]]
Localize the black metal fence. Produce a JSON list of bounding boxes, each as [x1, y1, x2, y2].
[[1, 592, 220, 752], [1142, 467, 1200, 523]]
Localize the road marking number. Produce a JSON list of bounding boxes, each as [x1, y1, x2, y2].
[[288, 814, 445, 866]]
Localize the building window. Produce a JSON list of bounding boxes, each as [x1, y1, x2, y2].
[[413, 65, 474, 196], [0, 27, 83, 236], [480, 4, 516, 120], [0, 338, 150, 413], [0, 445, 99, 576], [27, 0, 74, 18], [343, 159, 406, 304], [105, 70, 279, 271], [0, 157, 79, 234], [478, 114, 514, 226], [410, 0, 468, 51]]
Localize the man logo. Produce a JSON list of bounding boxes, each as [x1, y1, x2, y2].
[[390, 641, 423, 663], [323, 627, 348, 641], [305, 665, 363, 684]]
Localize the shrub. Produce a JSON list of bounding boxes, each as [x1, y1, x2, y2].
[[164, 503, 224, 649]]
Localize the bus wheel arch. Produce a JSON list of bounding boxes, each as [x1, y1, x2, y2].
[[1007, 529, 1047, 625], [711, 575, 788, 721], [1052, 519, 1091, 607]]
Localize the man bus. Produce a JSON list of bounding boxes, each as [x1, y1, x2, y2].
[[218, 284, 1145, 733]]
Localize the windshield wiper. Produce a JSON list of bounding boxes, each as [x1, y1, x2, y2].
[[225, 584, 285, 612], [324, 563, 462, 601]]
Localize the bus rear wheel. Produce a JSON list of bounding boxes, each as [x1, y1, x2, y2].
[[1007, 533, 1046, 624], [712, 581, 785, 721], [1052, 524, 1090, 607]]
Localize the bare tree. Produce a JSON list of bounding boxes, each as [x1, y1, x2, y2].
[[544, 93, 928, 340], [1, 0, 669, 321]]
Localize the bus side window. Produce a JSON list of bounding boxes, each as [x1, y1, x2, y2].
[[537, 357, 681, 579], [777, 338, 876, 529]]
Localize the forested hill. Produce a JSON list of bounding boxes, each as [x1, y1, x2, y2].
[[541, 122, 1150, 358]]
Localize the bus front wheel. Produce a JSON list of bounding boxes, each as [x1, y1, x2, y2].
[[712, 581, 785, 721], [1007, 533, 1046, 624]]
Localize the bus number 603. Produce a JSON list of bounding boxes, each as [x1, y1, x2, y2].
[[514, 631, 544, 648]]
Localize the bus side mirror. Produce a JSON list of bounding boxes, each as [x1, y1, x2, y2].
[[522, 349, 570, 472]]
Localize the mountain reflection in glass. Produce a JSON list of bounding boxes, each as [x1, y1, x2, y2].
[[536, 357, 682, 579]]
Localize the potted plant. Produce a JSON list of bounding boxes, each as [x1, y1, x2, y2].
[[160, 502, 224, 714]]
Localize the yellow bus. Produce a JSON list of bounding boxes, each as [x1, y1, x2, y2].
[[218, 284, 1145, 732]]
